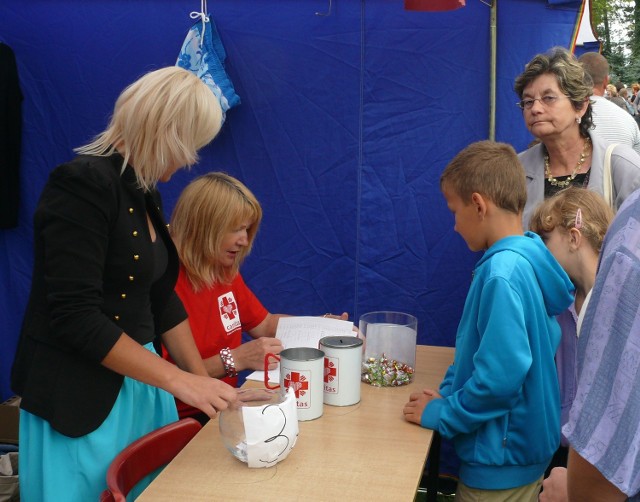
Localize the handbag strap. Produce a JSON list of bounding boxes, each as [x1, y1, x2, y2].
[[576, 289, 593, 338], [603, 143, 617, 209]]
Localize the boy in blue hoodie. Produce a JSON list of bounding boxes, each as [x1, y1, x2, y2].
[[403, 141, 574, 501]]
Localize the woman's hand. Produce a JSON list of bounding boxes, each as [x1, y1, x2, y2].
[[232, 337, 283, 371], [169, 372, 239, 419], [102, 333, 238, 420], [322, 312, 363, 338], [323, 312, 349, 320]]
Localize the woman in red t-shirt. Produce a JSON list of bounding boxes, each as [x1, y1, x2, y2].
[[163, 172, 346, 423]]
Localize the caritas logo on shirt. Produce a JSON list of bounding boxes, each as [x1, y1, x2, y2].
[[218, 292, 241, 333]]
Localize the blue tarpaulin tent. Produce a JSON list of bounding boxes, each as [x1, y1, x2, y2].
[[1, 1, 596, 411]]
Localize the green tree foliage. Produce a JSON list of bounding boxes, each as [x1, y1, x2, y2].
[[629, 1, 640, 81], [590, 0, 639, 83]]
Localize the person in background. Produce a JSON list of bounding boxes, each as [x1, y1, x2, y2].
[[539, 187, 640, 502], [606, 84, 628, 111], [631, 82, 640, 109], [578, 51, 640, 154], [163, 172, 348, 424], [403, 141, 574, 502], [10, 67, 238, 502], [618, 87, 636, 116], [529, 187, 613, 474], [515, 46, 640, 229]]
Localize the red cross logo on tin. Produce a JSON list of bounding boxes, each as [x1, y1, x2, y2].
[[284, 371, 308, 398], [324, 358, 337, 383], [219, 296, 237, 320]]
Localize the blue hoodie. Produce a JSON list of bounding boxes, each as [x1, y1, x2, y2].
[[421, 231, 574, 490]]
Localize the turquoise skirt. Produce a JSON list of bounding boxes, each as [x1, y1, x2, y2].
[[19, 343, 178, 502]]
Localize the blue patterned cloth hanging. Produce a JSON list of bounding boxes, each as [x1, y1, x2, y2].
[[176, 13, 240, 122]]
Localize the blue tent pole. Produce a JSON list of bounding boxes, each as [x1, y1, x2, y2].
[[489, 0, 497, 140]]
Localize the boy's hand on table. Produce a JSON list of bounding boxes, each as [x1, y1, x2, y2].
[[403, 389, 441, 424]]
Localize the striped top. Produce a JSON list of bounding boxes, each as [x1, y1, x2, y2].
[[563, 187, 640, 499], [590, 95, 640, 154]]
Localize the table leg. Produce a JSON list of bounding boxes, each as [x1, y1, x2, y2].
[[425, 431, 441, 502]]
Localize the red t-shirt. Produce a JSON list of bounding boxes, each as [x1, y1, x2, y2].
[[163, 267, 268, 418]]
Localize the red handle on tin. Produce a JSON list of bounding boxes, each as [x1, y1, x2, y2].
[[264, 352, 281, 389]]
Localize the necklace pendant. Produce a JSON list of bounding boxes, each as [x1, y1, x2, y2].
[[543, 137, 591, 190], [548, 176, 571, 188]]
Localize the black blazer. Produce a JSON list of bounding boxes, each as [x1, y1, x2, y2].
[[11, 154, 187, 437]]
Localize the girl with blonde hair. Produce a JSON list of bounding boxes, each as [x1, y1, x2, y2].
[[530, 186, 614, 472], [165, 172, 347, 423]]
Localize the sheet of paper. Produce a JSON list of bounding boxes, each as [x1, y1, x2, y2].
[[246, 316, 355, 383], [243, 388, 298, 468]]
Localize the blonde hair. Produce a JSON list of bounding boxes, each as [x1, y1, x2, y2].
[[440, 140, 526, 215], [171, 172, 262, 291], [75, 67, 222, 191], [607, 84, 618, 97], [529, 187, 613, 254]]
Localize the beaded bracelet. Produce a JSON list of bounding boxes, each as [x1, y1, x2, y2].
[[219, 347, 237, 378]]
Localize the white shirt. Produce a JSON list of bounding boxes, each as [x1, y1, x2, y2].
[[590, 94, 640, 154]]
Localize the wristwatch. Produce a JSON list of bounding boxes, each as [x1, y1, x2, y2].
[[220, 347, 237, 378]]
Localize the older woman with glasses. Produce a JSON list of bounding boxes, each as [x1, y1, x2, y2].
[[514, 46, 640, 482], [515, 46, 640, 229]]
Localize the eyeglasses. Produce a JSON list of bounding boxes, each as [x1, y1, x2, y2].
[[517, 95, 569, 110]]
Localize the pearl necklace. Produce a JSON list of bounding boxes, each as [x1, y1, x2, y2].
[[544, 138, 591, 188]]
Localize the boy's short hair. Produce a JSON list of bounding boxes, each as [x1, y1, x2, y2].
[[440, 140, 527, 214]]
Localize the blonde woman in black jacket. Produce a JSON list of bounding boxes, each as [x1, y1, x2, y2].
[[11, 66, 238, 501]]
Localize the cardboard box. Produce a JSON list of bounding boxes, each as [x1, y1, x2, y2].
[[0, 397, 20, 445]]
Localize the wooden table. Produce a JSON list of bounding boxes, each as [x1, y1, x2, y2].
[[139, 345, 454, 501]]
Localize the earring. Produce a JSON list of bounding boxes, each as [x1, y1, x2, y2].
[[576, 116, 582, 124]]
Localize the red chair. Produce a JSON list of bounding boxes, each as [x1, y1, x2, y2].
[[99, 418, 202, 502]]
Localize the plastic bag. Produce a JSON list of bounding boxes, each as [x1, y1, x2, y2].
[[0, 452, 19, 502], [176, 8, 240, 123]]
